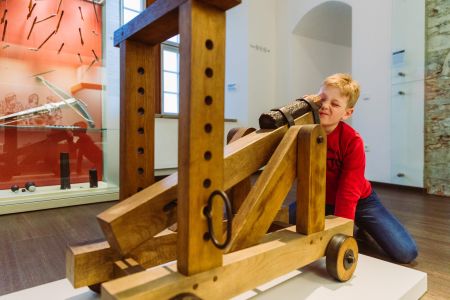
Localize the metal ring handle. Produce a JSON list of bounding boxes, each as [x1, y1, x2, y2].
[[204, 190, 233, 250]]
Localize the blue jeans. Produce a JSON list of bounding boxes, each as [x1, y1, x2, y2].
[[289, 190, 418, 263]]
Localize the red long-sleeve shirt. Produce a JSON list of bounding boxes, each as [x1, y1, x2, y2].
[[326, 121, 372, 220]]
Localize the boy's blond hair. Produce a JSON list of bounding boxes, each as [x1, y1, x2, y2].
[[322, 73, 360, 108]]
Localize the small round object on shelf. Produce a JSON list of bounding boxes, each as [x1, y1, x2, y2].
[[11, 184, 20, 193], [25, 182, 37, 192]]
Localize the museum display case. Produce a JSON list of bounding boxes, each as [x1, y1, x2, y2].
[[0, 0, 120, 213]]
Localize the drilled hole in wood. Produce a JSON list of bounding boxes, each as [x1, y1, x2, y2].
[[205, 95, 213, 105], [203, 232, 210, 241], [137, 167, 144, 174], [203, 179, 211, 188], [205, 39, 214, 50], [137, 147, 144, 154], [204, 151, 212, 161], [138, 127, 144, 134], [137, 107, 145, 115], [213, 276, 218, 282], [204, 123, 212, 133], [205, 68, 213, 78], [137, 67, 145, 75], [193, 283, 199, 290], [138, 87, 145, 95]]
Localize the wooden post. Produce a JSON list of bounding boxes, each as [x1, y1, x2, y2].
[[119, 40, 158, 200], [296, 124, 326, 234], [177, 0, 226, 275]]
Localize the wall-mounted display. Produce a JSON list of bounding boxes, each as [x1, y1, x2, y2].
[[0, 0, 104, 191]]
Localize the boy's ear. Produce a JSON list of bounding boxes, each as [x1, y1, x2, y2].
[[341, 107, 354, 120]]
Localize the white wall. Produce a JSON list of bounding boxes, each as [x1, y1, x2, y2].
[[225, 0, 278, 129], [274, 0, 393, 183], [280, 35, 351, 103]]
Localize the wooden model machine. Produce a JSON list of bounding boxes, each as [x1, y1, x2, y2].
[[66, 0, 359, 299]]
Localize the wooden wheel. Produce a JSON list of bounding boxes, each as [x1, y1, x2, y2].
[[326, 234, 358, 282]]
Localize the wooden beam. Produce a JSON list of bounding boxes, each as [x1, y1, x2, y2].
[[99, 173, 177, 254], [226, 127, 256, 214], [97, 113, 315, 256], [119, 40, 157, 200], [67, 232, 177, 288], [296, 125, 326, 234], [228, 126, 301, 252], [113, 0, 240, 47], [66, 240, 119, 288], [101, 217, 354, 300], [177, 0, 225, 275]]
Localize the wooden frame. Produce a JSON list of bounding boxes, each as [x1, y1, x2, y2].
[[66, 0, 358, 298]]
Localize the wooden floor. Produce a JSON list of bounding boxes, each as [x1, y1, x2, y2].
[[0, 183, 449, 299]]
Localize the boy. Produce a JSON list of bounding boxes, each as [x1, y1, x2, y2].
[[289, 73, 417, 264]]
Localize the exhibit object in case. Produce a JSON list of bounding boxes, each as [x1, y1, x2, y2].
[[0, 0, 107, 199]]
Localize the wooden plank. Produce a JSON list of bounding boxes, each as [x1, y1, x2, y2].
[[97, 113, 315, 256], [114, 258, 145, 277], [223, 113, 313, 189], [296, 125, 326, 235], [226, 127, 256, 214], [99, 173, 177, 254], [66, 240, 119, 288], [113, 0, 240, 47], [101, 217, 354, 300], [177, 0, 225, 275], [227, 126, 301, 252], [119, 40, 157, 200], [67, 232, 177, 288], [128, 231, 177, 269]]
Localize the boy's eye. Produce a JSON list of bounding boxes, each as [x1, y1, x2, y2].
[[332, 103, 340, 107]]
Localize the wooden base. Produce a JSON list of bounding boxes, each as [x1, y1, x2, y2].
[[101, 217, 353, 300]]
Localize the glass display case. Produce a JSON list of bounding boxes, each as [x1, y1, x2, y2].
[[0, 0, 120, 213]]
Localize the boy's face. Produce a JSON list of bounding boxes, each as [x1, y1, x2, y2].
[[317, 85, 354, 133]]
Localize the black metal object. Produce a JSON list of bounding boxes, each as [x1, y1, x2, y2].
[[296, 98, 321, 124], [204, 190, 233, 250], [343, 249, 355, 270], [10, 184, 19, 192], [24, 181, 36, 192], [259, 98, 321, 129], [60, 152, 71, 190], [89, 168, 98, 188], [270, 107, 295, 127]]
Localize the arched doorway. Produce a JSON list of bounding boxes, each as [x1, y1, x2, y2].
[[289, 1, 352, 102]]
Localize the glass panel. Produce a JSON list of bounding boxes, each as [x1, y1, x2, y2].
[[0, 0, 119, 208], [123, 0, 142, 11], [163, 50, 178, 73], [163, 72, 178, 93], [163, 93, 178, 114], [167, 35, 180, 44], [124, 9, 139, 24]]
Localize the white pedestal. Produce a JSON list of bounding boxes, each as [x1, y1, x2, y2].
[[0, 255, 427, 300]]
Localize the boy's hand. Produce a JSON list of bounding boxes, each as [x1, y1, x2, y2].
[[302, 94, 323, 107]]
